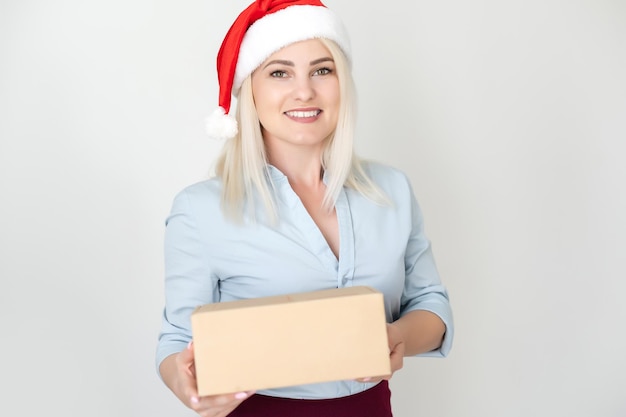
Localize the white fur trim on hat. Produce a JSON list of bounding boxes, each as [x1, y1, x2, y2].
[[233, 5, 351, 94]]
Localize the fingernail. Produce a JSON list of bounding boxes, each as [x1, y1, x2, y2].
[[187, 341, 193, 350], [362, 377, 372, 382], [235, 392, 248, 400], [190, 396, 199, 404]]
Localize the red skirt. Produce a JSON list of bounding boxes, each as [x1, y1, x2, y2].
[[229, 381, 393, 417]]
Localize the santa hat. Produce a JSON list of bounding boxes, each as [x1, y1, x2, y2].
[[205, 0, 352, 140]]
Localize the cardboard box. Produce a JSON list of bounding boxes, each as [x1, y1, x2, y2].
[[191, 285, 391, 396]]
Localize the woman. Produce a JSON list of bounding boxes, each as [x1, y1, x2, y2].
[[156, 1, 453, 416]]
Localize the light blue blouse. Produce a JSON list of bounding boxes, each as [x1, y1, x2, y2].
[[156, 161, 453, 400]]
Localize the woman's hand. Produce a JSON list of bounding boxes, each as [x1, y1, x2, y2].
[[356, 323, 405, 383], [356, 310, 446, 384], [161, 341, 255, 417], [386, 322, 406, 377]]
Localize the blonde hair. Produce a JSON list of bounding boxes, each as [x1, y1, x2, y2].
[[215, 39, 387, 223]]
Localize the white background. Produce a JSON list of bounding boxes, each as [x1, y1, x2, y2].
[[1, 1, 625, 416]]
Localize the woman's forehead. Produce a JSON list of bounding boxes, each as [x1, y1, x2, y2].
[[263, 39, 332, 63]]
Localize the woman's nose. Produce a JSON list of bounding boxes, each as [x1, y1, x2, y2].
[[292, 76, 315, 101]]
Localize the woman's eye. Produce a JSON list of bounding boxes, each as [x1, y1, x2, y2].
[[314, 67, 332, 76], [270, 70, 288, 78]]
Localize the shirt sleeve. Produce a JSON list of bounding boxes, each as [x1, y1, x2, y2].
[[155, 189, 219, 376], [400, 179, 454, 358]]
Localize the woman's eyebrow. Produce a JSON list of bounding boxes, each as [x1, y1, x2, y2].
[[310, 57, 334, 66], [263, 59, 293, 69], [262, 57, 334, 69]]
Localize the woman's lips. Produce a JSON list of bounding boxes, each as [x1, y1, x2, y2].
[[284, 109, 322, 122]]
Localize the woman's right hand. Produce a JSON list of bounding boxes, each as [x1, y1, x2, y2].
[[162, 341, 255, 417]]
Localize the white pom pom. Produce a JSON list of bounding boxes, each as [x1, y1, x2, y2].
[[205, 107, 238, 140]]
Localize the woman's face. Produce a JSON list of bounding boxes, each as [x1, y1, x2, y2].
[[251, 39, 340, 151]]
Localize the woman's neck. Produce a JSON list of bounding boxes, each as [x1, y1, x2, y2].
[[266, 145, 324, 188]]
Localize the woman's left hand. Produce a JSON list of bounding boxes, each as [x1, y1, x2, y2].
[[356, 323, 405, 383]]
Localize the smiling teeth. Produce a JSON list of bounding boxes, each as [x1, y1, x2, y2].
[[286, 110, 320, 118]]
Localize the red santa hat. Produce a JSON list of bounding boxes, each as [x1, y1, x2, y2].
[[206, 0, 352, 140]]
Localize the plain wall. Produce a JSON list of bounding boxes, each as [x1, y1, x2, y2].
[[1, 1, 624, 416]]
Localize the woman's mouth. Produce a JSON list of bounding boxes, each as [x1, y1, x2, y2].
[[284, 109, 322, 121]]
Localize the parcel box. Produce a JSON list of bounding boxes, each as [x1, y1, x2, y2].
[[191, 285, 390, 396]]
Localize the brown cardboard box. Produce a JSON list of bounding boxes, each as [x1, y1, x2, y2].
[[191, 285, 391, 396]]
